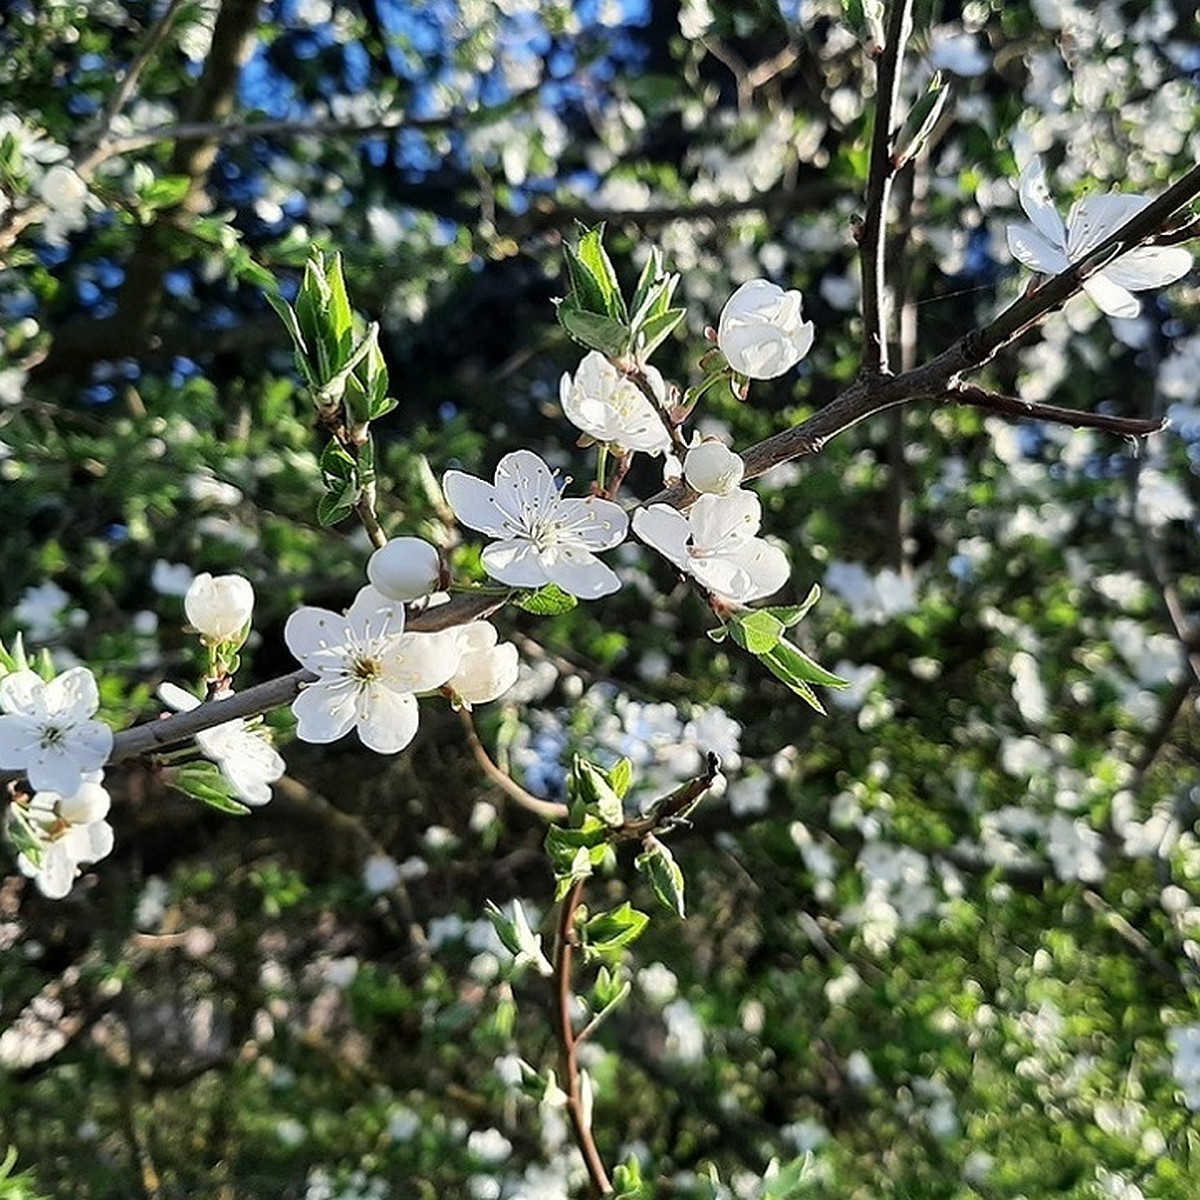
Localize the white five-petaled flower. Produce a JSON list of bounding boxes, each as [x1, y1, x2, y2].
[[184, 572, 255, 643], [633, 489, 790, 604], [443, 450, 629, 599], [285, 586, 461, 754], [446, 622, 520, 709], [560, 352, 673, 456], [717, 279, 815, 380], [1006, 157, 1193, 319], [0, 667, 113, 795], [15, 770, 114, 899], [158, 682, 286, 806]]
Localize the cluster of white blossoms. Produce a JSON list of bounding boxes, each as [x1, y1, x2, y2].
[[0, 667, 115, 897], [286, 542, 520, 754], [0, 112, 91, 246]]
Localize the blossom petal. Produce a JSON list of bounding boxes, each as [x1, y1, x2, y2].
[[158, 681, 202, 714], [219, 735, 285, 805], [386, 629, 461, 693], [1006, 223, 1069, 274], [481, 540, 550, 587], [554, 497, 629, 550], [543, 547, 622, 599], [0, 670, 49, 718], [285, 606, 351, 668], [492, 450, 560, 527], [345, 585, 405, 638], [1083, 274, 1140, 319], [693, 539, 791, 603], [632, 505, 691, 572], [292, 679, 358, 743], [1103, 245, 1192, 290], [1017, 158, 1067, 248], [0, 714, 40, 769], [443, 471, 507, 537], [1066, 193, 1149, 260], [45, 667, 100, 721], [356, 685, 419, 754], [689, 490, 762, 550]]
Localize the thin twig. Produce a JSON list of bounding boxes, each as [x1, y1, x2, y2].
[[947, 385, 1168, 437], [458, 708, 568, 822], [858, 0, 914, 376], [554, 877, 613, 1197]]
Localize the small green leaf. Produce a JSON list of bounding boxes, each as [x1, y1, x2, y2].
[[323, 251, 354, 356], [633, 306, 686, 362], [728, 610, 786, 655], [612, 1156, 646, 1200], [562, 242, 609, 316], [584, 903, 649, 955], [574, 224, 627, 321], [316, 486, 359, 527], [570, 758, 624, 826], [636, 837, 686, 918], [763, 584, 822, 628], [171, 761, 251, 816], [319, 438, 357, 483], [607, 757, 634, 800], [767, 637, 850, 689], [558, 308, 630, 357], [514, 584, 579, 615]]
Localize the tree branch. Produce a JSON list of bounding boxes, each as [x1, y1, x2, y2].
[[946, 384, 1168, 437], [554, 876, 613, 1197], [457, 708, 568, 823], [858, 0, 913, 376]]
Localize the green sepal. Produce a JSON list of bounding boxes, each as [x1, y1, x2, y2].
[[635, 836, 686, 918], [170, 761, 251, 816]]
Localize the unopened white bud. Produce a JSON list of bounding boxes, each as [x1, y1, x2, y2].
[[684, 442, 744, 495], [717, 279, 815, 380], [184, 572, 254, 642], [367, 537, 441, 601], [448, 622, 520, 707]]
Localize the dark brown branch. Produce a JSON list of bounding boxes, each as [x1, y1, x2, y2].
[[554, 877, 613, 1197], [858, 0, 914, 376], [947, 384, 1168, 437]]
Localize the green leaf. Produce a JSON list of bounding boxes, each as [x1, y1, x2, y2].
[[893, 71, 951, 168], [762, 584, 822, 629], [562, 243, 610, 317], [767, 637, 850, 689], [635, 837, 686, 918], [607, 756, 634, 800], [319, 438, 357, 483], [316, 485, 359, 527], [137, 173, 191, 210], [574, 224, 627, 321], [570, 758, 624, 826], [323, 251, 354, 356], [612, 1156, 646, 1200], [630, 245, 664, 319], [728, 610, 786, 655], [514, 584, 579, 615], [841, 0, 867, 36], [558, 308, 630, 357], [761, 1155, 815, 1199], [584, 902, 649, 955], [633, 306, 686, 362], [170, 761, 251, 816]]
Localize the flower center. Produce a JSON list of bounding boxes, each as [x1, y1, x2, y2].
[[350, 655, 383, 684], [39, 724, 66, 750]]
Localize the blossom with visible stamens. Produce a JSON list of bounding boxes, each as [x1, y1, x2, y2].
[[284, 586, 461, 753], [443, 450, 629, 599]]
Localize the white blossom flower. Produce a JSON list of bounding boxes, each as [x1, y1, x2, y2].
[[683, 441, 745, 495], [633, 489, 790, 604], [443, 450, 628, 599], [158, 682, 285, 806], [446, 622, 520, 708], [0, 668, 113, 795], [1006, 158, 1193, 318], [184, 572, 254, 643], [717, 279, 815, 380], [367, 536, 442, 602], [15, 771, 114, 899], [284, 586, 460, 753], [559, 352, 672, 455]]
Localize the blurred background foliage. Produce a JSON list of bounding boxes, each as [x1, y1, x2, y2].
[[1, 0, 1199, 1196]]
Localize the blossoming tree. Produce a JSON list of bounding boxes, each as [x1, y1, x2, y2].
[[1, 1, 1199, 1197]]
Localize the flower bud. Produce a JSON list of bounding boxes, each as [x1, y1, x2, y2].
[[717, 279, 815, 380], [184, 572, 254, 643], [684, 442, 744, 495], [367, 537, 441, 602]]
